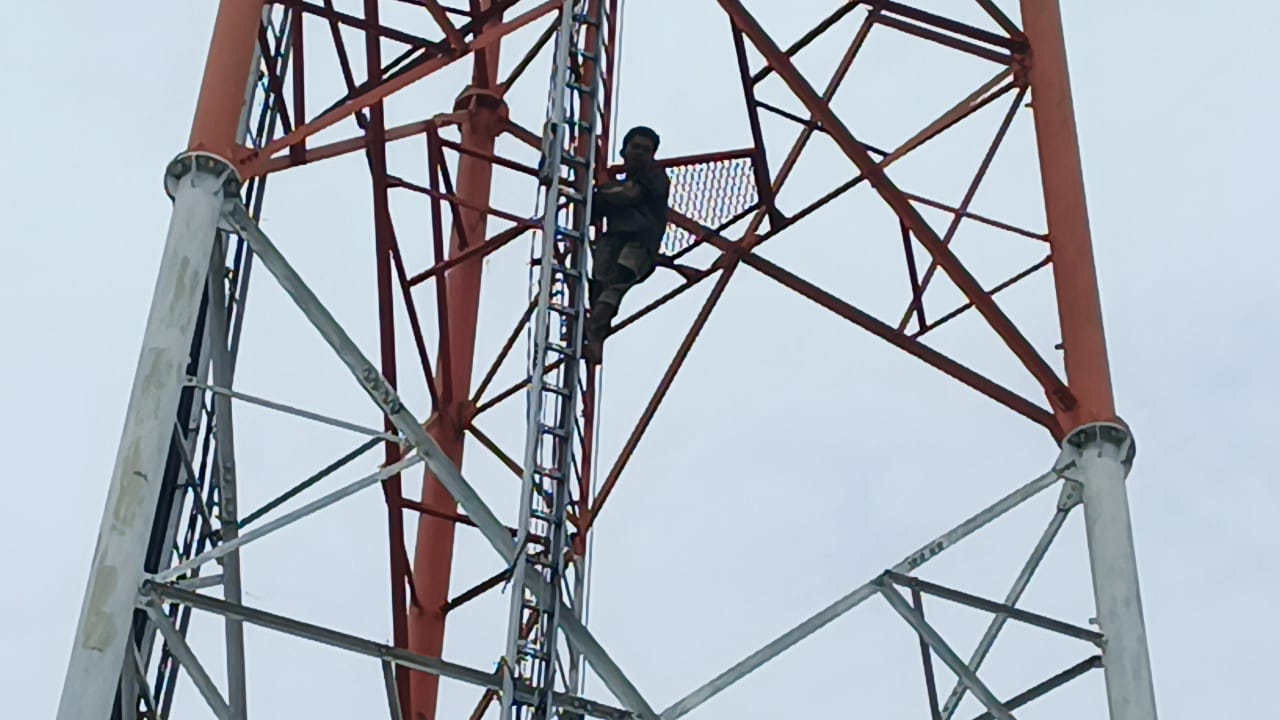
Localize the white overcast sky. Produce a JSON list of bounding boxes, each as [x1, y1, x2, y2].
[[2, 1, 1278, 718]]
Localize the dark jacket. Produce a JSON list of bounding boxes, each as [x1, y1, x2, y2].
[[593, 166, 671, 253]]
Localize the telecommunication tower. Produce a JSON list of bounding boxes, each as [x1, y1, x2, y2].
[[59, 1, 1158, 719]]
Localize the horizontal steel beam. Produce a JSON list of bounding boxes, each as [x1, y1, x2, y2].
[[144, 583, 634, 720], [884, 572, 1103, 644], [188, 379, 401, 442], [968, 656, 1102, 720]]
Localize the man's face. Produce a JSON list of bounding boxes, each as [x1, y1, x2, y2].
[[623, 134, 656, 170]]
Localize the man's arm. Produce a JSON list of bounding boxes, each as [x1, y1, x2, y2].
[[597, 180, 643, 204]]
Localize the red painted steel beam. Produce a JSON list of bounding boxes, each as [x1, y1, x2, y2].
[[742, 254, 1060, 435], [400, 498, 529, 541], [610, 266, 718, 335], [899, 86, 1027, 331], [282, 0, 438, 48], [718, 0, 1077, 421], [389, 233, 444, 409], [597, 0, 622, 161], [240, 0, 559, 176], [901, 220, 927, 333], [748, 4, 878, 236], [406, 222, 534, 287], [320, 0, 363, 112], [749, 72, 1014, 256], [419, 0, 468, 49], [498, 18, 557, 94], [916, 256, 1052, 339], [389, 174, 535, 229], [473, 259, 721, 427], [394, 0, 473, 16], [878, 1, 1020, 51], [471, 299, 536, 405], [977, 0, 1022, 37], [431, 134, 473, 250], [586, 261, 741, 531], [467, 423, 522, 479], [749, 0, 863, 85], [407, 8, 508, 715], [188, 0, 267, 158], [607, 147, 758, 175], [257, 119, 432, 172], [900, 191, 1047, 243], [874, 14, 1011, 65], [363, 1, 415, 710], [730, 23, 780, 227], [442, 568, 511, 614], [289, 8, 307, 164], [437, 136, 540, 176], [255, 25, 295, 134], [1019, 0, 1116, 426]]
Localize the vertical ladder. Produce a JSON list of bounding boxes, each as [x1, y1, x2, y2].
[[502, 1, 609, 719]]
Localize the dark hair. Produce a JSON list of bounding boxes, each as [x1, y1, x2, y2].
[[622, 125, 660, 152]]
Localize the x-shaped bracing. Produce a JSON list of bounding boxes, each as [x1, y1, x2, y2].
[[209, 200, 658, 719], [148, 226, 1095, 717]]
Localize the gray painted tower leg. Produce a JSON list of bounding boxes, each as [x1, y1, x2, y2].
[[1060, 422, 1158, 720], [58, 154, 238, 720]]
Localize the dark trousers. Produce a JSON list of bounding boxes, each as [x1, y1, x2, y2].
[[586, 232, 654, 343]]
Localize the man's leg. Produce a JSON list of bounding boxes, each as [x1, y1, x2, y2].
[[584, 268, 630, 364], [584, 241, 651, 364], [585, 236, 623, 363]]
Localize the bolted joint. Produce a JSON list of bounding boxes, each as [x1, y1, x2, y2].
[[714, 239, 749, 267], [1057, 421, 1137, 476], [1011, 47, 1032, 88], [456, 400, 479, 429], [1056, 478, 1084, 510], [163, 151, 243, 201], [453, 86, 510, 138], [164, 151, 244, 233]]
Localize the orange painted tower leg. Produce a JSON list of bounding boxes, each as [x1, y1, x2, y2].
[[407, 46, 507, 720]]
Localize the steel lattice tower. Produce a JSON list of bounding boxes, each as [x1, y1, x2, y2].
[[60, 2, 1158, 719]]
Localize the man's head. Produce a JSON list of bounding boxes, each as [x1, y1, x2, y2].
[[621, 126, 659, 171]]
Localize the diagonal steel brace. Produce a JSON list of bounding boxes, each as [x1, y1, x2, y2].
[[223, 201, 655, 719]]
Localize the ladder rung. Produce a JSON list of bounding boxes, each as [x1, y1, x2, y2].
[[531, 258, 582, 276], [543, 383, 572, 398], [550, 265, 581, 281], [518, 645, 547, 660], [541, 424, 570, 439], [559, 186, 585, 203]]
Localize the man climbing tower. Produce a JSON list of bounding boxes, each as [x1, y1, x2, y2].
[[584, 125, 670, 364]]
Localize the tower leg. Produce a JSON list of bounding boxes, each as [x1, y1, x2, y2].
[[58, 154, 238, 720], [407, 79, 505, 720], [1019, 0, 1114, 427], [1060, 423, 1157, 720]]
